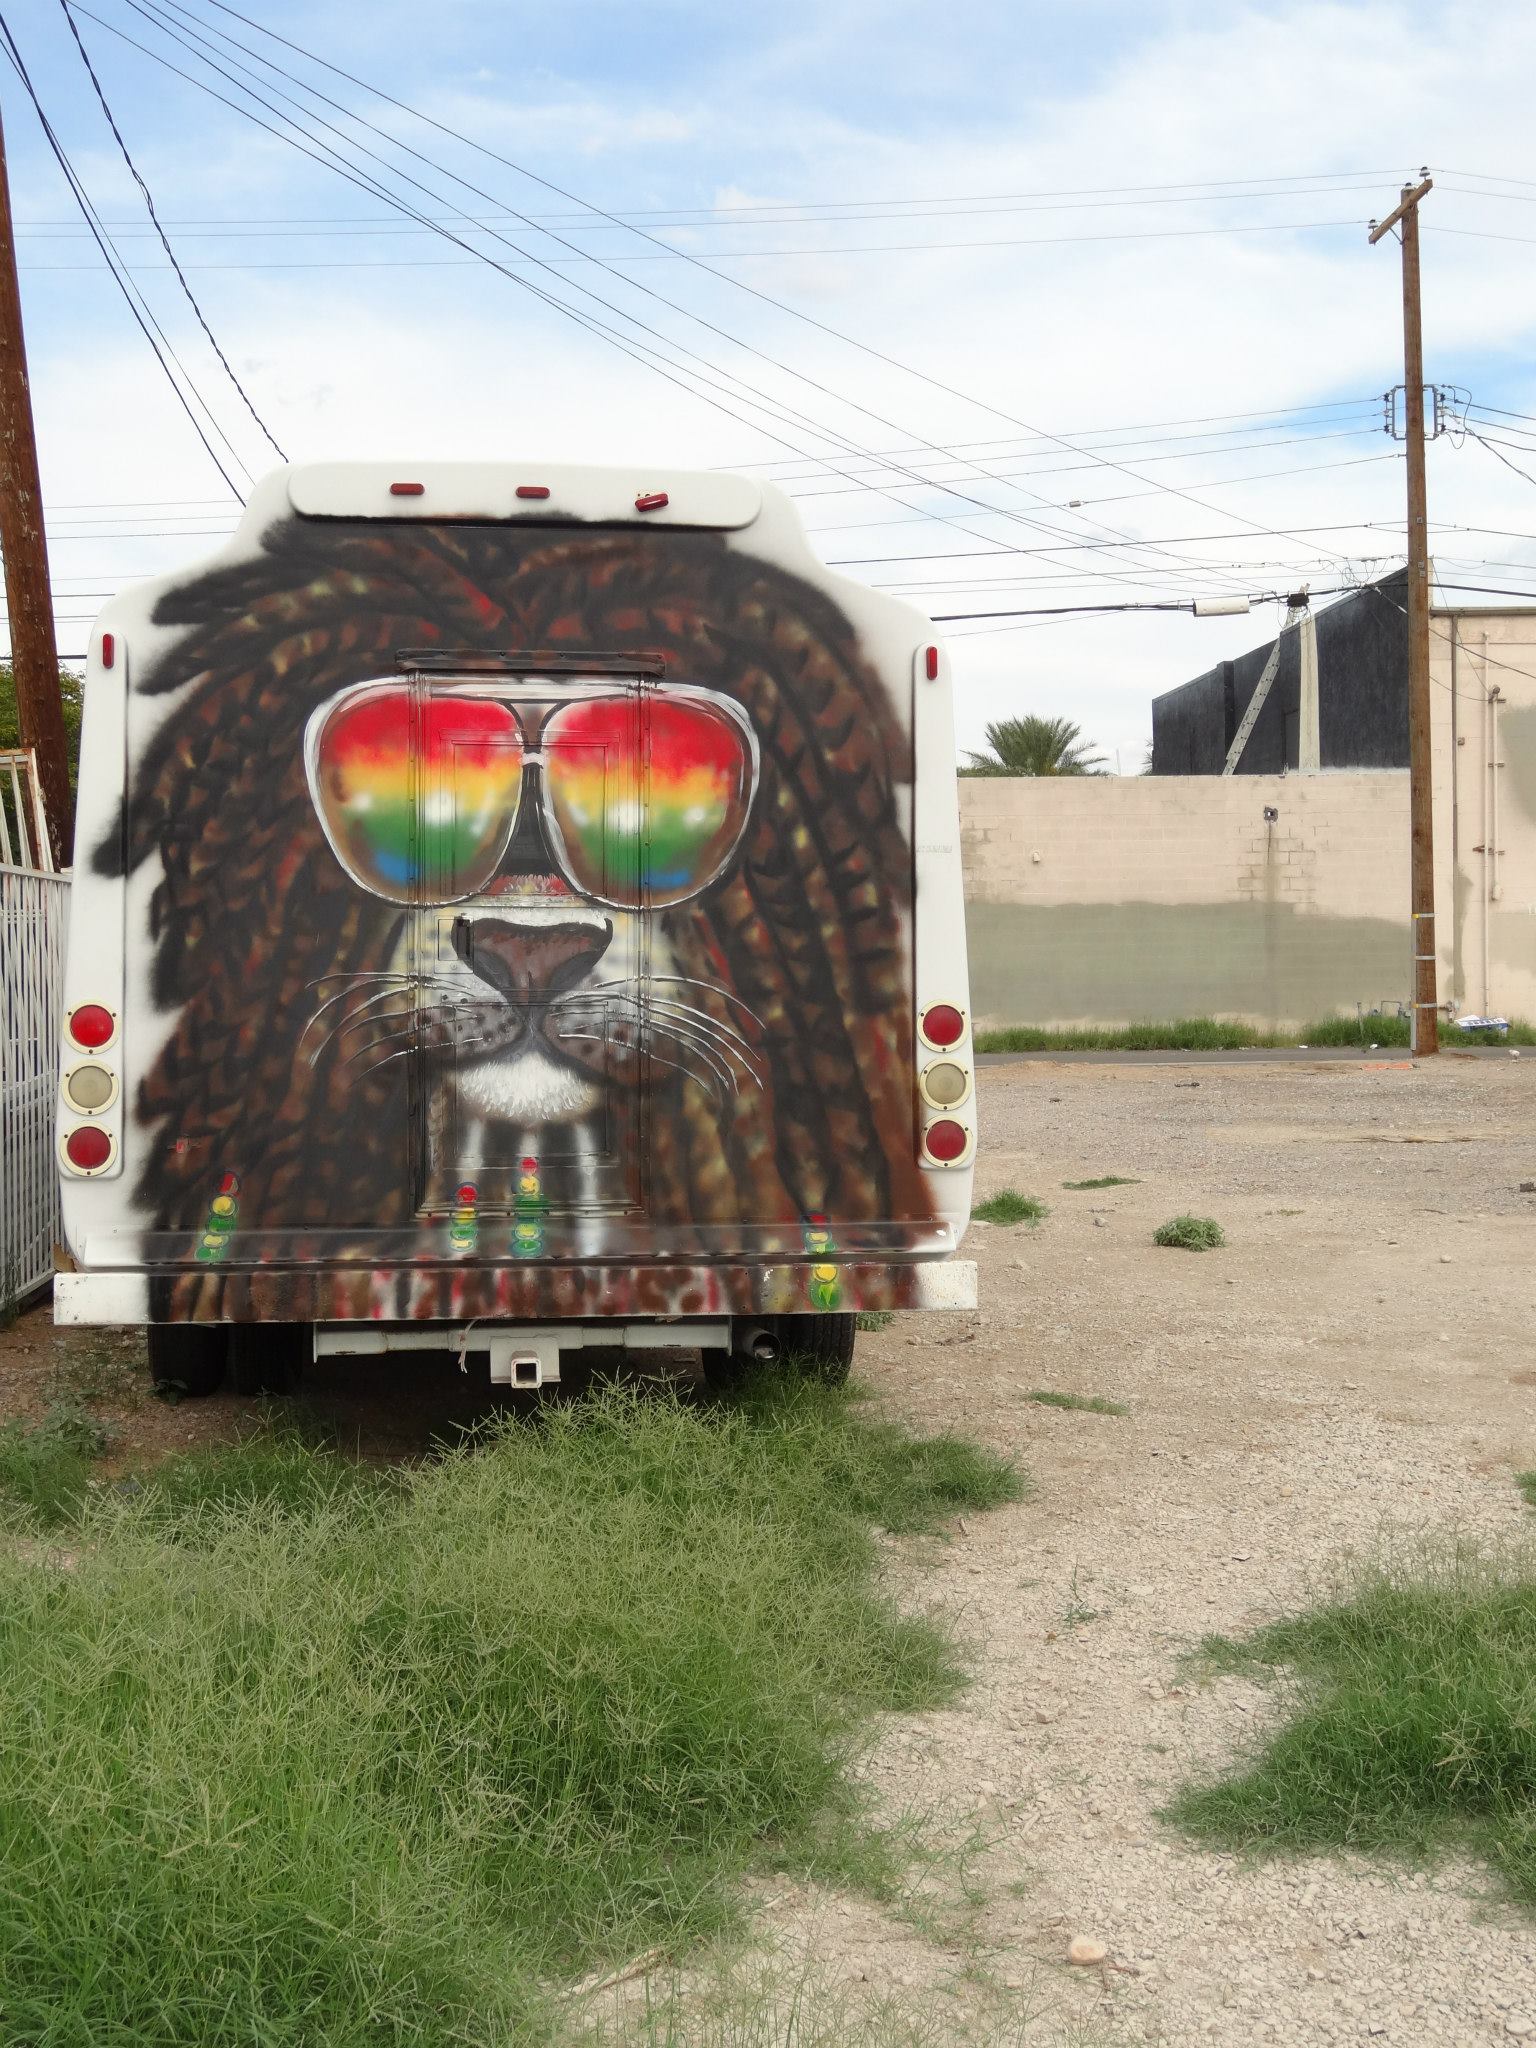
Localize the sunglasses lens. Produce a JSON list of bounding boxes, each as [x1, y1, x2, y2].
[[545, 696, 753, 907], [313, 688, 522, 902]]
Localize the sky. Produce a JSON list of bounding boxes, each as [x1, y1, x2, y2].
[[4, 0, 1536, 769]]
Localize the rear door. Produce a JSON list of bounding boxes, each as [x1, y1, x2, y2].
[[413, 674, 650, 1229]]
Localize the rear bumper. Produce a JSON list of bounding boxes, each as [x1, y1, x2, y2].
[[53, 1258, 977, 1326]]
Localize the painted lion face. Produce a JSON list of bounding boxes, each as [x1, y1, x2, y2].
[[106, 517, 931, 1253]]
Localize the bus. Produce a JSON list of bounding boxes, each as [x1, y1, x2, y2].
[[54, 462, 974, 1395]]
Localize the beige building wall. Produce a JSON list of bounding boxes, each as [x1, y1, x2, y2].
[[1431, 607, 1536, 1026], [960, 603, 1536, 1033], [961, 772, 1410, 1030]]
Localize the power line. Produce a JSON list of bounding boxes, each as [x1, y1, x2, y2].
[[159, 0, 1361, 584], [0, 10, 246, 497], [19, 214, 1372, 270], [1468, 429, 1536, 490], [86, 1, 1246, 600], [56, 0, 285, 459]]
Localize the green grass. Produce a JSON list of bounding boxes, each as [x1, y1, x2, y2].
[[855, 1310, 895, 1333], [974, 1014, 1536, 1053], [1168, 1540, 1536, 1910], [0, 1401, 109, 1525], [972, 1190, 1048, 1227], [1154, 1214, 1226, 1251], [0, 1380, 1020, 2046], [1062, 1175, 1140, 1190], [1516, 1471, 1536, 1510], [1027, 1390, 1129, 1417]]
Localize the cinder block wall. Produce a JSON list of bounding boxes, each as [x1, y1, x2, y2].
[[960, 773, 1410, 1029]]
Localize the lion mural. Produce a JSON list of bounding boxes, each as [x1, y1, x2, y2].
[[101, 516, 932, 1304]]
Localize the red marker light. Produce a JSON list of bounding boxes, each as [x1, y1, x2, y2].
[[925, 645, 939, 681], [515, 485, 551, 500], [68, 1003, 115, 1050], [65, 1125, 113, 1172], [389, 481, 425, 497], [101, 631, 116, 670], [920, 1003, 965, 1049], [635, 491, 669, 512], [924, 1118, 968, 1164]]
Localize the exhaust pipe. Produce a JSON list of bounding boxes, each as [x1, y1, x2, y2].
[[738, 1321, 781, 1364]]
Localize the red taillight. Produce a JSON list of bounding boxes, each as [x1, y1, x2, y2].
[[64, 1125, 112, 1171], [515, 485, 551, 500], [924, 1118, 968, 1163], [101, 631, 116, 669], [920, 1003, 965, 1049], [635, 491, 668, 512], [925, 645, 939, 681], [68, 1003, 115, 1050], [389, 481, 425, 497]]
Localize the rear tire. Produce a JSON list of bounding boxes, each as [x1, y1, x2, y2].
[[777, 1312, 856, 1386], [148, 1324, 228, 1399], [229, 1322, 308, 1396]]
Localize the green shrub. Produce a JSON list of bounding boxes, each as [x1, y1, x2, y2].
[[1169, 1541, 1536, 1910], [973, 1190, 1048, 1227], [1154, 1215, 1225, 1251]]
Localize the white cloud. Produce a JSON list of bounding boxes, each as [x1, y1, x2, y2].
[[12, 0, 1536, 767]]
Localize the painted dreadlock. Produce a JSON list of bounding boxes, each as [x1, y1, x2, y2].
[[105, 516, 930, 1286]]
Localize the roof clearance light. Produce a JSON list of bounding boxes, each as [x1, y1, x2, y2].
[[924, 1118, 969, 1164], [515, 485, 551, 500], [389, 481, 425, 497], [635, 491, 669, 512], [68, 1003, 116, 1050], [925, 645, 939, 681], [920, 1003, 965, 1049], [65, 1125, 113, 1172]]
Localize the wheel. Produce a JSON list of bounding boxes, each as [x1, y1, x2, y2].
[[148, 1324, 228, 1399], [774, 1312, 857, 1386], [229, 1322, 308, 1396]]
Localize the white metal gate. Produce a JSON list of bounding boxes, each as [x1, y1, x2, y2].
[[1, 746, 69, 1308]]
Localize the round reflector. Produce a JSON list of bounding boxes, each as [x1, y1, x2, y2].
[[924, 1118, 968, 1163], [68, 1003, 115, 1050], [64, 1062, 115, 1112], [64, 1125, 113, 1172], [921, 1060, 969, 1108], [920, 1003, 965, 1049]]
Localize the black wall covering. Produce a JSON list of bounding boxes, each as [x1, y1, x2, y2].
[[1150, 571, 1410, 774]]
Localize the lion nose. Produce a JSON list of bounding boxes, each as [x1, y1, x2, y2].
[[450, 918, 613, 1005]]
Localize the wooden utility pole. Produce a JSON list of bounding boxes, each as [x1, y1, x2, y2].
[[0, 103, 70, 869], [1369, 175, 1437, 1055]]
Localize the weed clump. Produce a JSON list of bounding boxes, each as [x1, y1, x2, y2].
[[1063, 1175, 1140, 1190], [1516, 1471, 1536, 1510], [0, 1401, 108, 1525], [0, 1381, 1018, 2044], [1168, 1540, 1536, 1911], [973, 1190, 1048, 1227], [1028, 1390, 1129, 1417], [1154, 1214, 1226, 1252]]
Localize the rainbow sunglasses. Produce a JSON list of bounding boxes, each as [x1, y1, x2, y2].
[[303, 678, 760, 909]]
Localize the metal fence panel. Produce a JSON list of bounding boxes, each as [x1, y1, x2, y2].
[[2, 864, 70, 1308]]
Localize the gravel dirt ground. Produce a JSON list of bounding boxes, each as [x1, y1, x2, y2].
[[6, 1053, 1535, 2045]]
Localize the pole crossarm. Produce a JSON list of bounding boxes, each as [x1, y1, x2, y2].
[[1368, 175, 1433, 245]]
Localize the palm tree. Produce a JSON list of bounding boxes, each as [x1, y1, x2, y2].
[[962, 716, 1106, 777]]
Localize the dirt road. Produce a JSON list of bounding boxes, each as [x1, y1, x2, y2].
[[8, 1054, 1535, 2044], [754, 1054, 1536, 2045]]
